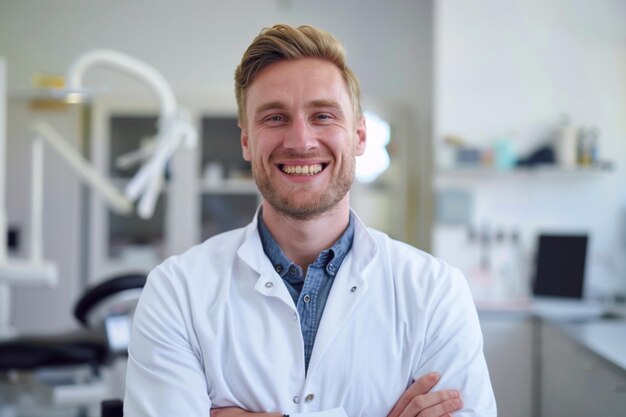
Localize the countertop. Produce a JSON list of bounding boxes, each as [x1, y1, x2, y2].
[[477, 297, 626, 374], [556, 320, 626, 372]]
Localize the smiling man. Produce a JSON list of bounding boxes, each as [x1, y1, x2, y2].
[[124, 24, 496, 417]]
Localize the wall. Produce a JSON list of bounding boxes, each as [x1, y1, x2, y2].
[[0, 0, 434, 332], [433, 0, 626, 299]]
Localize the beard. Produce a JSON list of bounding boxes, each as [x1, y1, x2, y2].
[[252, 154, 355, 221]]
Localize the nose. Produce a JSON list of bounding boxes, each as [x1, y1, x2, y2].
[[283, 115, 318, 152]]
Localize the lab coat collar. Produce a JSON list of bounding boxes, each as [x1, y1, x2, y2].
[[237, 207, 378, 280], [237, 207, 380, 373]]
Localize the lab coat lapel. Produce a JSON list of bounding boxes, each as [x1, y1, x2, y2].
[[307, 212, 378, 373], [237, 216, 296, 309]]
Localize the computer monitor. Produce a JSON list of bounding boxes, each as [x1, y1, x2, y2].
[[104, 314, 132, 354], [532, 234, 588, 299]]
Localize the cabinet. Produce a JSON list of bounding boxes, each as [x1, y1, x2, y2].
[[539, 322, 626, 417], [479, 313, 536, 417], [88, 97, 260, 284]]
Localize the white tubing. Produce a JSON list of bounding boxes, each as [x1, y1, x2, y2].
[[137, 167, 163, 219], [115, 140, 156, 169], [125, 118, 182, 202], [32, 121, 133, 215], [66, 49, 176, 122], [65, 49, 197, 219]]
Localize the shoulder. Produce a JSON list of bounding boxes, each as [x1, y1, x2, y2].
[[144, 225, 250, 301], [368, 228, 461, 280], [366, 228, 469, 304]]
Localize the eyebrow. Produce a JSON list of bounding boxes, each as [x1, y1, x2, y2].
[[254, 101, 287, 116], [307, 99, 345, 117], [253, 99, 345, 118]]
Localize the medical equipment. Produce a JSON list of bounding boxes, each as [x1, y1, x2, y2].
[[0, 273, 146, 417], [0, 50, 197, 338]]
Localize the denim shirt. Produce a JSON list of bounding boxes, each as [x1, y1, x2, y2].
[[258, 211, 354, 371]]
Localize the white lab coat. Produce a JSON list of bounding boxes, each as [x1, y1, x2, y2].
[[125, 211, 496, 417]]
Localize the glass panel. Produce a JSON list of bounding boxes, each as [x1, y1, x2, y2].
[[200, 116, 251, 179], [109, 115, 158, 178], [108, 193, 166, 259], [200, 193, 258, 240]]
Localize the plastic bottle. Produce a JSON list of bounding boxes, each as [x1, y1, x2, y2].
[[555, 114, 578, 168]]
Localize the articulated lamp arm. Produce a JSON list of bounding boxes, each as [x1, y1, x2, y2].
[[64, 49, 197, 219]]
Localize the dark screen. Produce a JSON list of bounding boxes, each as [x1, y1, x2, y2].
[[532, 234, 588, 298]]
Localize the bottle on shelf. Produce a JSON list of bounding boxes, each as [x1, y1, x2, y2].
[[555, 114, 578, 169]]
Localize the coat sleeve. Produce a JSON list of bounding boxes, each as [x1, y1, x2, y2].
[[414, 266, 497, 417], [124, 264, 212, 417]]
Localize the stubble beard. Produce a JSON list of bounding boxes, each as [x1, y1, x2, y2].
[[253, 157, 355, 221]]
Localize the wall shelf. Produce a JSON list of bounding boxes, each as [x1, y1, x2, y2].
[[436, 164, 614, 180]]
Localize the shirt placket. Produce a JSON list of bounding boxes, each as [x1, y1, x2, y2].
[[297, 265, 324, 369]]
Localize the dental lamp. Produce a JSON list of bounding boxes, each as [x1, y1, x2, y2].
[[0, 51, 196, 337], [55, 49, 197, 218]]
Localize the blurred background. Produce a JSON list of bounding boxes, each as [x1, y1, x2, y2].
[[0, 1, 625, 416]]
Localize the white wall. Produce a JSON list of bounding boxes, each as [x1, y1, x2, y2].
[[0, 0, 434, 332], [433, 0, 626, 299], [0, 0, 430, 108]]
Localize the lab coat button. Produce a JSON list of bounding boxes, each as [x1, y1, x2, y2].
[[305, 393, 314, 402], [292, 396, 300, 404], [303, 294, 311, 303], [265, 282, 274, 288], [350, 286, 358, 293]]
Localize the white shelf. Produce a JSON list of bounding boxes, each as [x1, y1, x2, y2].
[[436, 165, 614, 179]]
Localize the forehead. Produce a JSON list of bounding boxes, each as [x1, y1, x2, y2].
[[245, 58, 352, 113]]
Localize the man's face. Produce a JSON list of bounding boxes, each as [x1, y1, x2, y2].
[[240, 58, 366, 220]]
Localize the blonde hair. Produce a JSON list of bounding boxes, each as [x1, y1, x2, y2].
[[234, 24, 362, 125]]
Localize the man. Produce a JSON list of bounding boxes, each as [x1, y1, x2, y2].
[[125, 24, 496, 417]]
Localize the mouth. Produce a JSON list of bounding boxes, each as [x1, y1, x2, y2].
[[278, 163, 328, 176]]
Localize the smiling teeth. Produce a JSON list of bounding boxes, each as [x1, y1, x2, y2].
[[282, 164, 323, 175]]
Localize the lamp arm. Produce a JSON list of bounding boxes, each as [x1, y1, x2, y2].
[[65, 49, 196, 219], [31, 121, 133, 215], [66, 49, 176, 122]]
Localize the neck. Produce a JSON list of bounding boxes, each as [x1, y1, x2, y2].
[[261, 199, 351, 270]]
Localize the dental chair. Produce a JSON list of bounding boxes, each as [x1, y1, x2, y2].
[[0, 273, 146, 417]]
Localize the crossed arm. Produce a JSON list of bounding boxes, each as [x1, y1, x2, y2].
[[211, 372, 463, 417]]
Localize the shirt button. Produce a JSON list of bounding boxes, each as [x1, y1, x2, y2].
[[275, 265, 283, 273], [265, 282, 273, 288], [328, 263, 336, 271], [304, 393, 314, 402], [292, 396, 300, 404], [303, 294, 311, 303], [289, 267, 297, 276]]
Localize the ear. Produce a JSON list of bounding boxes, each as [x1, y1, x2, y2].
[[354, 115, 367, 156], [239, 121, 252, 161]]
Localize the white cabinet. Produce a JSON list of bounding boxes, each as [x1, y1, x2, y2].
[[88, 98, 260, 284], [539, 322, 626, 417]]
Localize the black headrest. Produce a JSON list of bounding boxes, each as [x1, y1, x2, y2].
[[73, 273, 147, 326]]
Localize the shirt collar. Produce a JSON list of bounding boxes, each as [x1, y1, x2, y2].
[[257, 210, 355, 279]]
